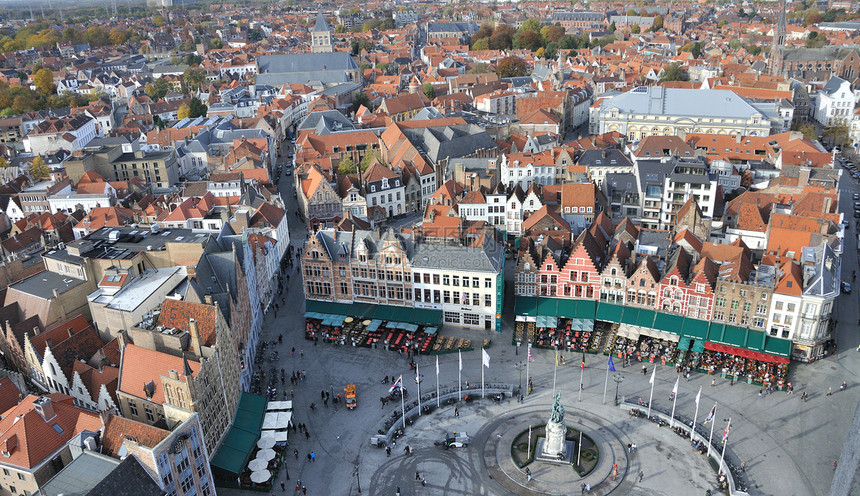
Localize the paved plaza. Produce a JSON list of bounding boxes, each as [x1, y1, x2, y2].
[[216, 157, 860, 496]]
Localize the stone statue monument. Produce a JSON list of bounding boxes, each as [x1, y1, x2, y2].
[[543, 392, 567, 458]]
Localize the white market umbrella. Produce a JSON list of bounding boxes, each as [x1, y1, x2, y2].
[[250, 469, 271, 484], [248, 459, 268, 472], [257, 436, 276, 449], [256, 448, 276, 461]]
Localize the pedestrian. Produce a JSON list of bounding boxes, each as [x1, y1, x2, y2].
[[586, 483, 591, 492], [305, 430, 310, 440], [638, 471, 644, 483], [842, 380, 847, 391], [295, 482, 300, 494], [454, 407, 459, 418], [386, 445, 391, 457], [302, 486, 306, 495], [281, 482, 286, 491], [642, 365, 647, 375], [758, 388, 762, 398], [525, 467, 531, 482], [323, 398, 328, 408], [396, 487, 401, 496], [686, 372, 691, 381], [741, 461, 746, 472], [416, 471, 421, 480], [306, 453, 311, 463], [827, 387, 833, 396], [834, 460, 838, 471], [301, 350, 304, 358], [294, 449, 299, 459], [581, 482, 586, 494], [310, 452, 315, 463], [711, 378, 716, 388], [421, 477, 426, 487], [291, 347, 295, 356], [627, 443, 632, 453], [632, 443, 637, 452]]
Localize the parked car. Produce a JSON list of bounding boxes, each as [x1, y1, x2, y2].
[[436, 431, 470, 449], [842, 282, 852, 294], [854, 193, 859, 200]]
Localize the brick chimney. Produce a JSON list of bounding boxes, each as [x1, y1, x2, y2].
[[797, 167, 811, 188], [189, 318, 202, 353], [33, 397, 55, 421]]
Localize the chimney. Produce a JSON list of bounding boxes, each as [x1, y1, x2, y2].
[[168, 369, 179, 380], [797, 167, 810, 188], [189, 318, 202, 353], [68, 327, 75, 338], [823, 196, 832, 213], [33, 397, 55, 421]]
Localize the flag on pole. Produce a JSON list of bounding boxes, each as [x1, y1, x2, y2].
[[581, 358, 585, 370], [722, 419, 731, 443], [389, 375, 402, 393], [555, 349, 559, 367], [695, 387, 701, 406], [482, 348, 490, 368], [528, 344, 534, 362], [608, 356, 616, 372], [458, 350, 462, 371], [649, 366, 656, 385], [672, 376, 679, 396], [436, 356, 439, 376], [704, 404, 716, 424]]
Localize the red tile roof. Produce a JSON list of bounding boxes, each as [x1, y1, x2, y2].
[[119, 344, 200, 405], [157, 299, 218, 350], [0, 394, 101, 469], [0, 377, 20, 415], [100, 414, 170, 458]]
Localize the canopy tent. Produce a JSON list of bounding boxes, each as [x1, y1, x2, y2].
[[704, 341, 790, 364], [210, 393, 267, 479], [367, 320, 382, 332], [262, 411, 293, 431], [424, 327, 438, 334], [261, 429, 289, 443], [266, 401, 292, 412]]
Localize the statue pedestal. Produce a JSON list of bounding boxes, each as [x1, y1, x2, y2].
[[535, 438, 574, 465], [543, 420, 567, 457]]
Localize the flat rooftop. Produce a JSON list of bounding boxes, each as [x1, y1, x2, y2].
[[44, 227, 212, 263], [89, 266, 185, 312], [9, 270, 87, 299]]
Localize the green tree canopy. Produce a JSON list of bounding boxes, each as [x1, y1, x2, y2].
[[497, 55, 528, 78], [33, 68, 54, 95], [659, 63, 687, 82], [337, 156, 356, 175], [422, 82, 435, 99], [188, 97, 207, 118]]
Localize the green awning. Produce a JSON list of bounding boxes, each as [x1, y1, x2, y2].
[[764, 336, 792, 357], [723, 326, 748, 348], [654, 313, 684, 335], [635, 309, 657, 329], [556, 299, 578, 319], [620, 307, 641, 326], [210, 393, 268, 479], [691, 339, 705, 353], [408, 307, 442, 326], [682, 318, 710, 340], [746, 330, 766, 351], [351, 303, 375, 319], [514, 297, 538, 317], [707, 323, 727, 344], [537, 298, 559, 317], [595, 302, 623, 323], [574, 300, 596, 319], [677, 338, 689, 350]]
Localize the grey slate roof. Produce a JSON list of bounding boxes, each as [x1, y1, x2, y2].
[[401, 125, 496, 165], [822, 76, 848, 95], [86, 455, 164, 496], [256, 53, 358, 85], [802, 242, 839, 297], [313, 12, 331, 32], [40, 451, 119, 496], [781, 47, 857, 62], [297, 109, 356, 133], [602, 87, 762, 119], [411, 235, 503, 273]]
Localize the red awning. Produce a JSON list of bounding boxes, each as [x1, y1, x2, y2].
[[704, 342, 789, 364]]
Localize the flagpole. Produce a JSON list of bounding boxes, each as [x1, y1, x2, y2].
[[578, 355, 584, 402], [458, 350, 462, 401], [707, 403, 717, 457], [416, 363, 421, 416], [718, 418, 731, 474], [481, 348, 485, 399], [526, 344, 530, 394], [670, 380, 678, 428], [647, 368, 655, 418], [603, 362, 609, 405], [552, 348, 558, 395], [691, 386, 701, 441], [400, 377, 406, 429], [436, 356, 440, 408]]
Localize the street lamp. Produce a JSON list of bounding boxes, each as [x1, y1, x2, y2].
[[515, 362, 525, 396], [613, 373, 624, 406]]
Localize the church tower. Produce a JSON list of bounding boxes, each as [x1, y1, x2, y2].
[[769, 0, 787, 76], [311, 12, 334, 54]]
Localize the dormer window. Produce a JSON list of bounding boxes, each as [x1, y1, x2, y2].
[[382, 178, 389, 189], [371, 185, 376, 192]]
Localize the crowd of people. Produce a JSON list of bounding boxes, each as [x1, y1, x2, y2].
[[610, 336, 680, 367], [692, 351, 788, 389]]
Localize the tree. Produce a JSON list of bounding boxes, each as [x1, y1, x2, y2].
[[729, 38, 742, 50], [422, 82, 435, 99], [84, 26, 109, 47], [145, 78, 171, 100], [188, 97, 207, 118], [796, 122, 819, 140], [337, 156, 356, 175], [352, 91, 370, 113], [823, 123, 849, 148], [544, 42, 558, 60], [540, 25, 565, 44], [609, 21, 616, 32], [359, 151, 379, 171], [467, 63, 489, 74], [33, 68, 54, 95], [177, 103, 191, 119], [653, 15, 664, 30], [497, 55, 528, 78], [30, 156, 50, 179], [472, 38, 489, 51], [516, 29, 542, 51], [489, 25, 515, 50], [806, 31, 827, 48], [0, 157, 8, 168], [153, 15, 167, 27], [520, 18, 541, 34], [659, 63, 687, 82], [631, 24, 641, 34], [183, 67, 206, 91], [471, 23, 494, 45], [691, 41, 703, 59], [109, 28, 128, 45]]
